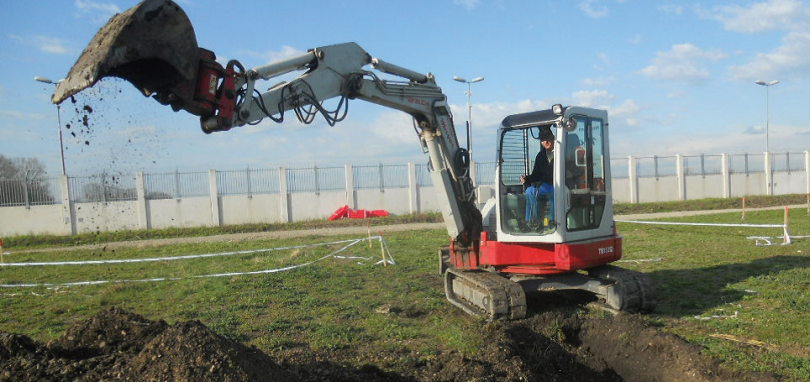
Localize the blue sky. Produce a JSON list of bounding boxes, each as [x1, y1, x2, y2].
[[1, 0, 809, 176]]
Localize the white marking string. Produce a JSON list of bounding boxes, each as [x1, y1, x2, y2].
[[0, 236, 391, 289], [0, 237, 371, 267], [616, 220, 783, 228], [617, 219, 794, 245]]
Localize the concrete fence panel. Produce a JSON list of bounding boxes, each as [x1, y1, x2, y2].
[[2, 152, 809, 237]]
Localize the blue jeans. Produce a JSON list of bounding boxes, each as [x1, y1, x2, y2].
[[525, 183, 554, 222]]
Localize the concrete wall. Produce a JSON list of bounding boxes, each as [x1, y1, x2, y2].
[[2, 152, 809, 237]]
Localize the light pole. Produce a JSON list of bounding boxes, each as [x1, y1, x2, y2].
[[34, 76, 66, 176], [755, 79, 779, 154], [453, 76, 484, 158]]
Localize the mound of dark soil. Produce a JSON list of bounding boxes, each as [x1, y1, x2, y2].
[[0, 308, 296, 382], [0, 307, 779, 382]]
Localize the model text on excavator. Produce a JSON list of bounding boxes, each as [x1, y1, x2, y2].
[[53, 0, 656, 320]]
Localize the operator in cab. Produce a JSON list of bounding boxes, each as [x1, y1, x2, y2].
[[520, 129, 555, 228]]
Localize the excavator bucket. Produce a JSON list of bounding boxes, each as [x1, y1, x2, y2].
[[52, 0, 199, 104]]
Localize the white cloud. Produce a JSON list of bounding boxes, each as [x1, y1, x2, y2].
[[744, 125, 765, 135], [572, 90, 614, 108], [698, 0, 810, 81], [659, 4, 684, 15], [0, 110, 48, 121], [10, 35, 70, 55], [608, 99, 642, 127], [667, 90, 687, 99], [236, 46, 308, 72], [597, 52, 612, 68], [628, 34, 642, 44], [639, 43, 727, 83], [74, 0, 121, 24], [454, 0, 481, 10], [705, 0, 806, 33], [580, 0, 609, 18], [583, 76, 615, 86], [729, 29, 810, 81], [260, 46, 307, 64]]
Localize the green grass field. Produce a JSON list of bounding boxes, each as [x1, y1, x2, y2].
[[1, 197, 809, 379]]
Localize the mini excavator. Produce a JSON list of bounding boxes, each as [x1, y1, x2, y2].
[[53, 0, 656, 320]]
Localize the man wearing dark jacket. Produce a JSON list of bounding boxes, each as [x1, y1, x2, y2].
[[520, 129, 555, 226]]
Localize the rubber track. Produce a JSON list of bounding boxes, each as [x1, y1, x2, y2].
[[445, 269, 527, 321], [592, 265, 657, 313]]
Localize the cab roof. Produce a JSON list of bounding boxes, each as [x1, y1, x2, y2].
[[499, 108, 564, 130]]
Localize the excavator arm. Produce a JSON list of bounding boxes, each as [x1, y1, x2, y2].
[[229, 42, 479, 241], [52, 0, 481, 249]]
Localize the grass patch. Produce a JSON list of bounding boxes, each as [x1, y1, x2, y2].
[[1, 196, 809, 379]]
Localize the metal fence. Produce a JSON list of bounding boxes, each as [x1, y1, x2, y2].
[[145, 171, 209, 200], [1, 152, 807, 207], [636, 156, 678, 178], [69, 173, 138, 203], [729, 153, 765, 174], [684, 154, 723, 176], [353, 164, 408, 190], [774, 152, 807, 173], [476, 162, 496, 185], [217, 168, 281, 196], [286, 166, 343, 194], [0, 176, 60, 207], [610, 158, 629, 179]]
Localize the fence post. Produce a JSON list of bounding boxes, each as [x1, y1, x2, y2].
[[174, 170, 182, 201], [721, 153, 730, 198], [765, 151, 773, 195], [628, 156, 638, 203], [101, 172, 108, 205], [279, 167, 291, 222], [378, 163, 385, 193], [345, 164, 356, 210], [208, 169, 221, 227], [136, 172, 148, 230], [407, 163, 418, 214], [676, 154, 685, 201], [805, 151, 810, 195], [59, 174, 76, 235], [22, 173, 30, 209], [312, 165, 319, 196]]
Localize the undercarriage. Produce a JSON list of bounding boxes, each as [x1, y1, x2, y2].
[[442, 250, 657, 321]]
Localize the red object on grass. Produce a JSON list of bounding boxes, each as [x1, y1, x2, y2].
[[347, 210, 369, 219], [328, 205, 350, 221], [329, 206, 390, 220]]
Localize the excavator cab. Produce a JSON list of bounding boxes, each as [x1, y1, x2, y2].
[[444, 105, 656, 320], [492, 105, 615, 245]]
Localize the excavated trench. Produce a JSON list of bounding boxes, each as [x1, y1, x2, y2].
[[0, 307, 776, 382]]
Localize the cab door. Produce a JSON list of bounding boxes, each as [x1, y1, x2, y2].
[[559, 108, 614, 241]]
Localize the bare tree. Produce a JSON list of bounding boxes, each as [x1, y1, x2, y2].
[[0, 155, 55, 205]]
